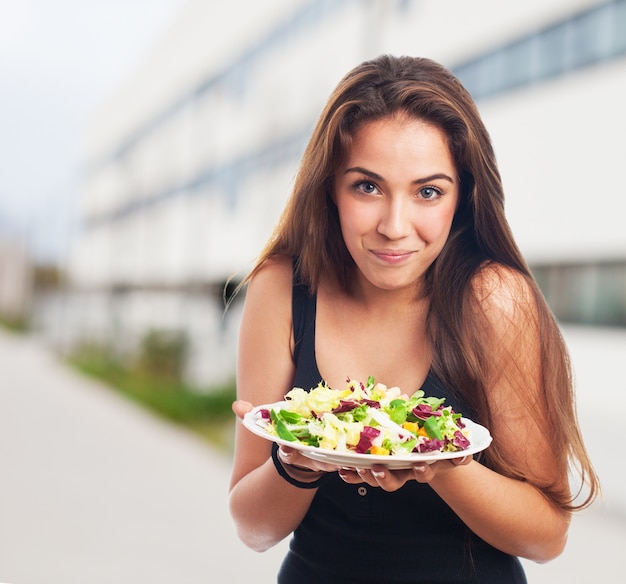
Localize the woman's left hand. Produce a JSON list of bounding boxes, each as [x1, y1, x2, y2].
[[338, 455, 472, 492]]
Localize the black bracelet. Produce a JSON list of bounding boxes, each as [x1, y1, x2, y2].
[[271, 442, 330, 489]]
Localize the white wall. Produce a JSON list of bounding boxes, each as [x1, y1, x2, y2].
[[482, 56, 626, 263], [71, 0, 622, 289]]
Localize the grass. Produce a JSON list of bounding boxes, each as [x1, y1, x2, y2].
[[0, 314, 30, 333], [67, 342, 236, 454]]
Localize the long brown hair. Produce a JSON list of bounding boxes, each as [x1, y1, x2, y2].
[[247, 55, 599, 511]]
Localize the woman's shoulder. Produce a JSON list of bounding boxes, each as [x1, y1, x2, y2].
[[470, 262, 537, 323], [238, 255, 295, 375], [241, 255, 294, 328], [246, 255, 293, 296]]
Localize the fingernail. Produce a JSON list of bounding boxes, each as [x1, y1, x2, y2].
[[413, 465, 426, 473], [371, 469, 385, 479]]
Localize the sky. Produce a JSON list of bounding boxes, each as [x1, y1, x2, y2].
[[0, 0, 185, 261]]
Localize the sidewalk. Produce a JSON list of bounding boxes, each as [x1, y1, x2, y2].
[[0, 330, 288, 584], [0, 326, 624, 583]]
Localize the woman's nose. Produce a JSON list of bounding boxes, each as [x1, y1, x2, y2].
[[377, 197, 411, 240]]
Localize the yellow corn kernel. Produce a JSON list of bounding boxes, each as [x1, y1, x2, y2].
[[369, 445, 390, 456]]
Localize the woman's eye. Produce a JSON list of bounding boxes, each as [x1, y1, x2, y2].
[[355, 181, 378, 194], [419, 186, 441, 200]]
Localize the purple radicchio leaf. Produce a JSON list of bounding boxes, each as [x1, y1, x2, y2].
[[356, 426, 381, 454], [417, 438, 445, 453], [332, 400, 360, 414], [411, 404, 441, 420], [452, 430, 471, 450], [360, 399, 381, 408]]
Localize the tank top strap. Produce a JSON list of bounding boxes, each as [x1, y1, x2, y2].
[[291, 262, 321, 390]]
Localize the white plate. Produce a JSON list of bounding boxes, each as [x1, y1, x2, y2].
[[243, 401, 492, 470]]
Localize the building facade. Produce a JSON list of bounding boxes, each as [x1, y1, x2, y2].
[[62, 0, 626, 386]]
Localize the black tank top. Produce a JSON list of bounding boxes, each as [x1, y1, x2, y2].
[[277, 278, 527, 584]]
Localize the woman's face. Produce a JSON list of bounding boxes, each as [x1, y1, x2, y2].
[[333, 115, 459, 294]]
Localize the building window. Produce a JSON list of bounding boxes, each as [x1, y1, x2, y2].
[[532, 260, 626, 327], [454, 0, 626, 100]]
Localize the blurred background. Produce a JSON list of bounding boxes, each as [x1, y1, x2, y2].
[[1, 0, 625, 582]]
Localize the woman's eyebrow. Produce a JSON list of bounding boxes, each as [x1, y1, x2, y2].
[[344, 166, 384, 181], [344, 166, 454, 185], [414, 173, 455, 185]]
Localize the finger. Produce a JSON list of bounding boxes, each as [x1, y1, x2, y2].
[[338, 468, 361, 483], [232, 400, 252, 419], [451, 455, 471, 466], [370, 467, 404, 492], [278, 446, 314, 471], [370, 467, 386, 481], [356, 468, 377, 486], [368, 465, 417, 492], [411, 463, 433, 483], [277, 446, 298, 465]]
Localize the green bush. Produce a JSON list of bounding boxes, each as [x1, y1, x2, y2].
[[0, 313, 30, 333], [137, 329, 189, 381], [67, 338, 236, 452]]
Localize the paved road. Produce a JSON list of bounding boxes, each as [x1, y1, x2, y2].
[[0, 326, 624, 583], [0, 330, 288, 584]]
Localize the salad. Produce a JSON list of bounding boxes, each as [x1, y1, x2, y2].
[[256, 377, 471, 456]]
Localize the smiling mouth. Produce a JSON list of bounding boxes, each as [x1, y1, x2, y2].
[[371, 249, 414, 263]]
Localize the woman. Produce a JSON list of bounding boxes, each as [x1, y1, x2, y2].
[[228, 55, 599, 583]]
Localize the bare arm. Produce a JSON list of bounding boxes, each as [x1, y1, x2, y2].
[[228, 258, 325, 552], [429, 460, 568, 561]]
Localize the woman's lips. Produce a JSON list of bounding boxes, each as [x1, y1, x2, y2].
[[370, 249, 414, 264]]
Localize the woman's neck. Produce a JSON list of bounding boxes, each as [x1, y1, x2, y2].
[[348, 271, 427, 315]]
